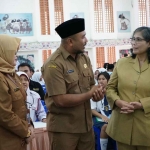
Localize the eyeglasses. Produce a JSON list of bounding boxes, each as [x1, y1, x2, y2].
[[130, 37, 146, 43]]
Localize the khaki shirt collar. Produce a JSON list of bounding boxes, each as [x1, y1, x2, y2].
[[129, 56, 149, 73], [59, 45, 71, 59]]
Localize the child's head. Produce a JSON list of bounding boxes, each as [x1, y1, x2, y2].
[[97, 72, 110, 88], [16, 71, 29, 91]]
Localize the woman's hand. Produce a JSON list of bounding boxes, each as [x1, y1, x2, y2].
[[130, 102, 143, 110], [115, 100, 135, 114]]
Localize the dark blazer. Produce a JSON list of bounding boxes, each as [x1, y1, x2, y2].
[[29, 79, 45, 100]]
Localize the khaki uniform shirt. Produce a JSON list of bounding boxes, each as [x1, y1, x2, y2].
[[0, 72, 28, 150], [42, 45, 95, 133], [106, 57, 150, 146]]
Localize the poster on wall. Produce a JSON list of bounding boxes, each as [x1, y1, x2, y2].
[[70, 12, 84, 19], [0, 13, 33, 36], [119, 49, 131, 58], [17, 54, 35, 70], [117, 11, 131, 33]]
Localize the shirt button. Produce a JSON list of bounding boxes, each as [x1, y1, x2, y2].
[[132, 92, 135, 95]]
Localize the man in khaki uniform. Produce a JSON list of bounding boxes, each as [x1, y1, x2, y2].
[[42, 18, 104, 150]]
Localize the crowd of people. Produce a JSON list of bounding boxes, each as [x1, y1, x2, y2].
[[0, 18, 150, 150]]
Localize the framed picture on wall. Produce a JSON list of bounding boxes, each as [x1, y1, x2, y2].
[[117, 11, 131, 33], [0, 13, 33, 36], [119, 49, 131, 58], [70, 12, 84, 19], [17, 54, 35, 69]]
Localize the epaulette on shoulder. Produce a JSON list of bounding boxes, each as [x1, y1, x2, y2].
[[50, 49, 61, 61]]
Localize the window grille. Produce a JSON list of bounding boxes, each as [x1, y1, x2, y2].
[[94, 0, 114, 33], [42, 50, 51, 63], [54, 0, 64, 28], [96, 47, 105, 68], [39, 0, 50, 35]]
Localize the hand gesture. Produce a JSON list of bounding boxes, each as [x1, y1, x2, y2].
[[115, 100, 134, 114], [130, 102, 143, 110], [91, 84, 105, 102]]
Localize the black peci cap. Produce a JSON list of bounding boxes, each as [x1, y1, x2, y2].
[[55, 18, 85, 39]]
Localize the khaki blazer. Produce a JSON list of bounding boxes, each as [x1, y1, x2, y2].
[[0, 72, 28, 150], [106, 57, 150, 146]]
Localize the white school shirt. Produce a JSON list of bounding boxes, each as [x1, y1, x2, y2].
[[90, 98, 111, 118], [26, 88, 46, 122]]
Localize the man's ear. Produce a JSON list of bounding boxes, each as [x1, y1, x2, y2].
[[148, 41, 150, 47], [67, 38, 73, 47]]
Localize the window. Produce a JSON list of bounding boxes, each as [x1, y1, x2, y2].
[[94, 0, 114, 33], [96, 47, 105, 68], [138, 0, 150, 26], [54, 0, 64, 28], [104, 0, 114, 32], [40, 0, 50, 35], [94, 0, 103, 32], [42, 50, 51, 63], [96, 46, 116, 68], [107, 47, 116, 64], [138, 0, 147, 26]]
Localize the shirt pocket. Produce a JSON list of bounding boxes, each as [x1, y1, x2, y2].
[[64, 72, 79, 93], [82, 69, 91, 88], [12, 90, 25, 111]]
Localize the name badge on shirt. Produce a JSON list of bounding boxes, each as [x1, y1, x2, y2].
[[33, 88, 39, 91], [67, 70, 74, 73]]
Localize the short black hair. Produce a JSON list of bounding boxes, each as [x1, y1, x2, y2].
[[103, 63, 109, 69], [30, 67, 35, 73], [18, 63, 32, 71], [107, 64, 114, 70]]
